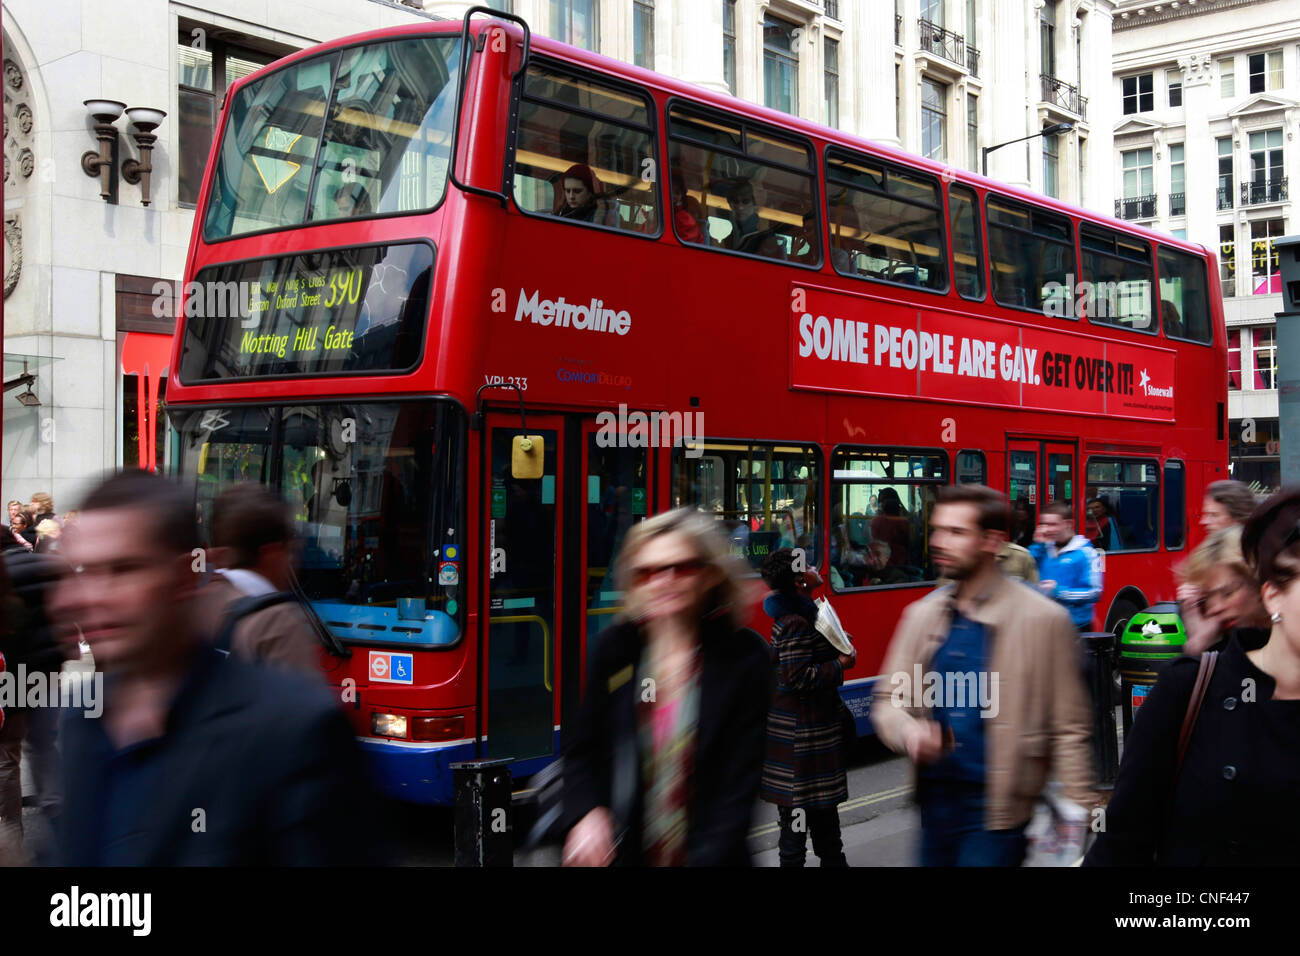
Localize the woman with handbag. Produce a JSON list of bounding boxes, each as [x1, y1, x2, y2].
[[759, 547, 856, 867], [1084, 488, 1300, 865], [561, 508, 771, 866]]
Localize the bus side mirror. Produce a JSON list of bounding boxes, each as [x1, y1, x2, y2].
[[512, 434, 544, 479]]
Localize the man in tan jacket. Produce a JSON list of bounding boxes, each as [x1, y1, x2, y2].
[[870, 484, 1099, 865], [202, 483, 322, 679]]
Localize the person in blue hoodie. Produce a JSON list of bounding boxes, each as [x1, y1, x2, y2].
[[1029, 500, 1104, 631]]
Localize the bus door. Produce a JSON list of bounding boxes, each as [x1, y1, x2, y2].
[[482, 415, 563, 767], [1006, 438, 1078, 546], [574, 419, 652, 713]]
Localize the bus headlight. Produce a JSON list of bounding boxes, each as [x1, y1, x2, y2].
[[371, 713, 408, 739]]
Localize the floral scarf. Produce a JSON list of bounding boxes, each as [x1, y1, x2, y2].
[[636, 642, 701, 867]]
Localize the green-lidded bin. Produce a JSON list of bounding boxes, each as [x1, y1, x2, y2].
[[1118, 602, 1186, 735]]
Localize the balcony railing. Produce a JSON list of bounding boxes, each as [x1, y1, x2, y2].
[[1217, 185, 1234, 210], [967, 46, 980, 77], [824, 0, 839, 19], [1115, 195, 1157, 220], [1170, 192, 1186, 216], [895, 15, 902, 45], [917, 18, 967, 70], [1040, 74, 1087, 120], [1241, 178, 1289, 205]]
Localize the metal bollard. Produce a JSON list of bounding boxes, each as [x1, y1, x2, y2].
[[1077, 632, 1119, 788], [450, 758, 514, 867]]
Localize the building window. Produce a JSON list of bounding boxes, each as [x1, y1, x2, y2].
[[1247, 128, 1284, 203], [1120, 148, 1154, 214], [1217, 136, 1234, 209], [824, 38, 840, 128], [1167, 68, 1182, 107], [1220, 56, 1234, 96], [920, 77, 947, 162], [549, 0, 599, 51], [1248, 50, 1283, 93], [1228, 329, 1241, 389], [1219, 223, 1236, 290], [966, 0, 978, 49], [1228, 416, 1280, 493], [722, 0, 737, 94], [1169, 143, 1184, 216], [1252, 326, 1277, 389], [763, 14, 800, 115], [1042, 127, 1059, 198], [966, 94, 978, 172], [177, 30, 279, 206], [1122, 73, 1153, 114], [1041, 0, 1057, 77], [1251, 219, 1284, 295], [634, 0, 655, 69], [921, 0, 944, 27]]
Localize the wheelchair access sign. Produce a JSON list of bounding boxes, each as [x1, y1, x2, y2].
[[369, 651, 414, 684]]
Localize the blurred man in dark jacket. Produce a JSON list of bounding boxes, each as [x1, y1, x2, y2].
[[48, 469, 376, 866]]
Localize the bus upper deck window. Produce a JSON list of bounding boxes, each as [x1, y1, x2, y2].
[[667, 105, 819, 266], [203, 36, 462, 241], [1158, 246, 1213, 343], [1081, 225, 1155, 333], [512, 63, 660, 236]]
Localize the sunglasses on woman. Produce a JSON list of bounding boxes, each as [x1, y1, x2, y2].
[[629, 558, 708, 585]]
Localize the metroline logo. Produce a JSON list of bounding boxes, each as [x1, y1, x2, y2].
[[514, 289, 631, 335]]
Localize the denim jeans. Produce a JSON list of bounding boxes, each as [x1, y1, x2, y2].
[[777, 805, 848, 867], [918, 780, 1027, 867]]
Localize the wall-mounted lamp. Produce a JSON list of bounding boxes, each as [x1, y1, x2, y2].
[[80, 99, 126, 202], [121, 108, 166, 207], [80, 101, 166, 206]]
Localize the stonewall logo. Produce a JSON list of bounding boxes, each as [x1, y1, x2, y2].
[[1139, 368, 1173, 398]]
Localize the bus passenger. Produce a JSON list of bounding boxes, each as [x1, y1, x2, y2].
[[561, 508, 771, 866], [723, 181, 780, 258], [554, 163, 617, 227], [1161, 299, 1185, 338], [1086, 497, 1129, 552], [871, 488, 911, 567], [866, 541, 908, 585], [333, 183, 371, 216], [670, 169, 705, 244]]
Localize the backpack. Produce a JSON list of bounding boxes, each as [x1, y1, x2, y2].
[[213, 592, 297, 656]]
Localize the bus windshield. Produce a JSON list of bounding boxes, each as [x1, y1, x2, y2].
[[203, 34, 461, 240], [172, 400, 465, 647]]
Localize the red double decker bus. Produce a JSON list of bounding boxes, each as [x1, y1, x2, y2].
[[166, 10, 1226, 806]]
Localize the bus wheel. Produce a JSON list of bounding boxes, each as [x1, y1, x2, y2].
[[1107, 600, 1141, 693]]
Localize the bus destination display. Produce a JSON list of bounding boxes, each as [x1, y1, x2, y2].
[[178, 242, 434, 382]]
